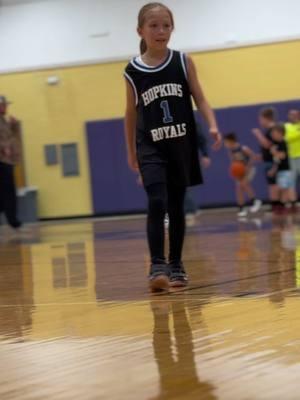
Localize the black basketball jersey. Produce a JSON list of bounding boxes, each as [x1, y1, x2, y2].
[[124, 49, 202, 187]]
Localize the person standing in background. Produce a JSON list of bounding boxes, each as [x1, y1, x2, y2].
[[284, 109, 300, 211], [0, 95, 22, 229], [252, 107, 279, 212], [185, 121, 211, 226]]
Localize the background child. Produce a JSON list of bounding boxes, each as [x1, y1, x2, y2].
[[224, 132, 262, 217], [184, 120, 211, 226], [269, 124, 294, 213], [252, 107, 280, 212], [124, 2, 222, 291]]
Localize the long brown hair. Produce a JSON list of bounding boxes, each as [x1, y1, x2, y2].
[[137, 2, 174, 54]]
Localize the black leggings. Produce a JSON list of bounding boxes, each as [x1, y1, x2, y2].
[[0, 162, 21, 229], [145, 182, 186, 264]]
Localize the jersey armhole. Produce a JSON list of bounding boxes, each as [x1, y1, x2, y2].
[[124, 72, 138, 106], [180, 52, 188, 80]]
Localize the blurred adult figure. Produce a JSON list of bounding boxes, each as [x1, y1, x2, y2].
[[0, 95, 22, 228]]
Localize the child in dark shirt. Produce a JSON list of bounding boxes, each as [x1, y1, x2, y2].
[[269, 124, 294, 213]]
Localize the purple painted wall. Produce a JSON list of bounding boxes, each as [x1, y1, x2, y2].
[[86, 99, 300, 215], [86, 119, 146, 214]]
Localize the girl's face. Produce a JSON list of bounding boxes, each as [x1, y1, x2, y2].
[[138, 7, 173, 51]]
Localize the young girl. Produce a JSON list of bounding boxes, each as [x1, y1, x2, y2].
[[124, 2, 222, 291]]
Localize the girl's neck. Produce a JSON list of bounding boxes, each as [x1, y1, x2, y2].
[[141, 48, 169, 67]]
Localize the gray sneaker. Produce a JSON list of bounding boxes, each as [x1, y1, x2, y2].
[[168, 261, 188, 287], [149, 261, 170, 292]]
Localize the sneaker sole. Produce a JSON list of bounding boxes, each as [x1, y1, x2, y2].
[[149, 275, 169, 292], [169, 280, 188, 288]]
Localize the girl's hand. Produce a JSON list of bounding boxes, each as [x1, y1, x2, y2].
[[128, 152, 139, 172], [136, 174, 143, 186], [210, 129, 222, 151], [201, 156, 211, 168]]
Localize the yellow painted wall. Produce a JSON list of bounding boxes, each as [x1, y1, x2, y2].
[[0, 40, 299, 218], [0, 64, 126, 218], [193, 40, 300, 107]]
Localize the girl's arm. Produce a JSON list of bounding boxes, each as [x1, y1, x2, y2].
[[124, 80, 139, 172], [186, 55, 222, 150]]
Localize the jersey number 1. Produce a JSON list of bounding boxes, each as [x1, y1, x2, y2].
[[160, 100, 173, 124]]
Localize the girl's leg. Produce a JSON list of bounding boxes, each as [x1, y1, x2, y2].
[[167, 183, 188, 287], [145, 183, 169, 291], [145, 183, 168, 263], [167, 183, 186, 263]]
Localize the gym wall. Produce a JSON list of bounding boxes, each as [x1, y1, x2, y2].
[[1, 39, 300, 217]]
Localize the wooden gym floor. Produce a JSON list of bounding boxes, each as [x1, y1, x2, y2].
[[0, 210, 300, 400]]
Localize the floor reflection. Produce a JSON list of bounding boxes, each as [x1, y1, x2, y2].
[[1, 213, 300, 398], [150, 300, 216, 400], [51, 242, 88, 289], [0, 243, 33, 340]]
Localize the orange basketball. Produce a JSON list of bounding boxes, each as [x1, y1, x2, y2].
[[230, 161, 247, 180]]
